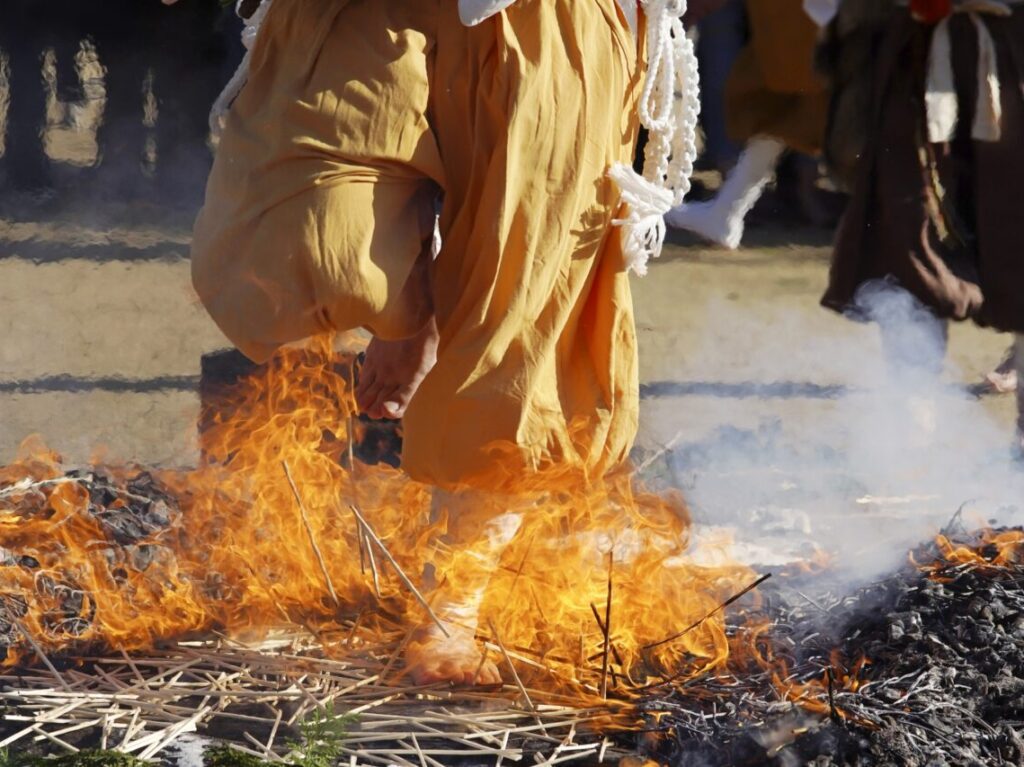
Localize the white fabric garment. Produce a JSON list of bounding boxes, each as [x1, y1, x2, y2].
[[460, 0, 637, 34], [802, 0, 840, 27], [922, 0, 1019, 143]]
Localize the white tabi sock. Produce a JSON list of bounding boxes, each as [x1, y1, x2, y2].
[[664, 136, 785, 249]]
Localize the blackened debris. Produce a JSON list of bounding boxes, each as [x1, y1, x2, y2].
[[644, 528, 1024, 766]]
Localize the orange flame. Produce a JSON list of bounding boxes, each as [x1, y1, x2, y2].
[[0, 338, 755, 698], [930, 530, 1024, 570]]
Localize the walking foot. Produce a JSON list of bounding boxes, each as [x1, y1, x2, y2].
[[665, 136, 785, 250], [665, 201, 744, 249], [405, 624, 501, 686], [356, 318, 438, 420]]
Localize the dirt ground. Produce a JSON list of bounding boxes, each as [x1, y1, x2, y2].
[[0, 206, 1015, 470]]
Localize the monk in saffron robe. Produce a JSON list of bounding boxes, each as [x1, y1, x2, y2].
[[191, 0, 698, 683]]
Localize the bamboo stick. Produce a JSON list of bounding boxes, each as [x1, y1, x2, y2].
[[32, 726, 80, 753], [643, 573, 772, 650], [12, 619, 71, 692], [266, 706, 283, 755], [364, 529, 382, 599], [243, 731, 285, 762], [496, 729, 512, 767], [137, 706, 210, 759], [636, 431, 682, 473], [348, 503, 450, 638], [283, 460, 340, 606], [471, 646, 491, 686], [486, 619, 537, 716], [1, 630, 625, 767], [600, 552, 613, 699], [0, 723, 43, 750]]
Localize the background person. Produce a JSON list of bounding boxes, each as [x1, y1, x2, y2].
[[820, 0, 1024, 451], [667, 0, 831, 248]]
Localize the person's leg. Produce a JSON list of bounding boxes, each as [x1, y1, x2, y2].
[[356, 303, 438, 420], [665, 135, 784, 248], [149, 0, 226, 200], [979, 344, 1018, 395], [403, 0, 642, 490], [191, 0, 444, 364], [3, 28, 52, 193], [405, 490, 524, 685], [1015, 335, 1024, 450], [867, 285, 949, 382], [858, 282, 949, 449], [89, 24, 149, 193], [395, 0, 642, 683]]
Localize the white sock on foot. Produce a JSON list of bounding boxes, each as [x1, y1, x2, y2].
[[665, 136, 785, 249]]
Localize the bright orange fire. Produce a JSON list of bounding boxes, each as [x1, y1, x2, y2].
[[0, 337, 755, 698], [930, 529, 1024, 570]]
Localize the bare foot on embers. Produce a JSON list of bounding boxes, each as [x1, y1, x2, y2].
[[355, 318, 438, 420], [404, 624, 502, 686]]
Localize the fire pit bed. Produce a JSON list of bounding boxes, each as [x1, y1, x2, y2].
[[641, 525, 1024, 766], [2, 464, 1023, 766]]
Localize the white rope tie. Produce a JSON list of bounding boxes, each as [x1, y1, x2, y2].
[[209, 0, 274, 139], [924, 0, 1017, 144], [609, 0, 700, 276]]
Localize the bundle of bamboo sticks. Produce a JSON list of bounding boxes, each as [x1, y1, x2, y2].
[[0, 624, 628, 766]]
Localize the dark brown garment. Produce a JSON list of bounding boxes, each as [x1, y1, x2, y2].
[[822, 9, 1024, 334], [817, 0, 897, 190]]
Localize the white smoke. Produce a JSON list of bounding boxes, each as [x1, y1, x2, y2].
[[653, 280, 1024, 581]]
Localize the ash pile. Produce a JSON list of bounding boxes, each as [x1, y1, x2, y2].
[[645, 523, 1024, 767]]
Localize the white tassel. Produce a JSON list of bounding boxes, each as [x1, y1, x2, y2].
[[611, 0, 701, 275], [209, 0, 274, 140], [608, 165, 672, 275]]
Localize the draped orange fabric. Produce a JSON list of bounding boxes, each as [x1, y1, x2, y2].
[[191, 0, 644, 490]]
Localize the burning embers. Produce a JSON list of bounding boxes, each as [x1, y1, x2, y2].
[[0, 456, 191, 663], [640, 526, 1024, 766]]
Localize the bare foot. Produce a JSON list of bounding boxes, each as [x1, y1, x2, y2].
[[355, 319, 438, 420], [985, 369, 1018, 395], [987, 347, 1018, 394], [405, 625, 502, 686]]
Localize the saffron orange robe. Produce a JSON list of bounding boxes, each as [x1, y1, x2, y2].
[[191, 0, 644, 490]]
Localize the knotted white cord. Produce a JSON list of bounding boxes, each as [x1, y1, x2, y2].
[[609, 0, 700, 275], [209, 0, 274, 139], [918, 0, 1019, 144]]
